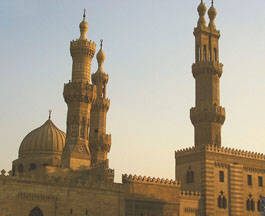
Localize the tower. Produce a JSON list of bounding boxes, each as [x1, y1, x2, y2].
[[89, 40, 111, 168], [190, 0, 225, 148], [62, 11, 97, 169]]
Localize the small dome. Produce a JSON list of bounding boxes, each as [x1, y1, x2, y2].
[[197, 1, 206, 16], [208, 5, 217, 20], [96, 48, 106, 65], [79, 20, 88, 29], [19, 119, 66, 158]]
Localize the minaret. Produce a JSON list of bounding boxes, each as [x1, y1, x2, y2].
[[89, 40, 111, 168], [62, 10, 97, 169], [190, 1, 225, 148]]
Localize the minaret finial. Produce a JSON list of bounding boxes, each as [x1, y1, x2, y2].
[[48, 110, 52, 120], [100, 39, 103, 49], [96, 40, 106, 72], [83, 8, 86, 21]]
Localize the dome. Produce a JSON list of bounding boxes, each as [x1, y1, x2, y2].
[[197, 1, 206, 16], [208, 5, 217, 20], [96, 48, 106, 65], [19, 119, 66, 158]]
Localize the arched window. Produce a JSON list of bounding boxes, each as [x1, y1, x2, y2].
[[203, 45, 207, 61], [247, 194, 255, 211], [251, 199, 255, 211], [18, 164, 24, 173], [186, 167, 194, 184], [217, 191, 227, 209], [209, 47, 212, 61], [258, 200, 263, 212], [246, 199, 251, 211], [29, 207, 43, 216], [29, 163, 36, 171]]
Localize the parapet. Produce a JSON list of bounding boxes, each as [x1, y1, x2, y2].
[[180, 190, 201, 200], [122, 174, 180, 187], [175, 145, 265, 161], [0, 169, 120, 191]]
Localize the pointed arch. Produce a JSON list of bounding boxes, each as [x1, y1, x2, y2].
[[29, 207, 43, 216]]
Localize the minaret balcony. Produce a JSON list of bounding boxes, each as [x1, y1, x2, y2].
[[190, 105, 225, 125], [63, 81, 97, 104], [192, 61, 223, 78], [70, 40, 96, 58]]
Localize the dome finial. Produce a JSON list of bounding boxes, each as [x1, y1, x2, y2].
[[79, 9, 88, 40], [48, 109, 52, 120], [83, 8, 86, 21], [100, 39, 103, 49], [211, 0, 214, 6]]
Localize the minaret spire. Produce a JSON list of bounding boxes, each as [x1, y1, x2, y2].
[[83, 8, 86, 21], [48, 110, 52, 120]]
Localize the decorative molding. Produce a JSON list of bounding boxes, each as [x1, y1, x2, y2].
[[181, 191, 201, 200], [17, 192, 58, 202], [122, 174, 180, 187], [175, 145, 265, 161]]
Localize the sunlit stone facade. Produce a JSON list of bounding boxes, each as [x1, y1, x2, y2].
[[1, 3, 264, 216]]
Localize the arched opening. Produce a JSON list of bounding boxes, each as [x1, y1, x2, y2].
[[217, 191, 227, 209], [186, 167, 194, 184], [214, 48, 217, 61], [203, 45, 207, 61], [29, 207, 43, 216]]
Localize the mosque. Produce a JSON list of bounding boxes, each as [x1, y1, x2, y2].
[[0, 1, 264, 216]]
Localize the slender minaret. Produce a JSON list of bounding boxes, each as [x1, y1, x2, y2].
[[62, 10, 97, 169], [190, 1, 225, 148], [89, 40, 111, 168]]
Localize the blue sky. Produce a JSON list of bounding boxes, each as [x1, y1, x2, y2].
[[1, 0, 265, 181]]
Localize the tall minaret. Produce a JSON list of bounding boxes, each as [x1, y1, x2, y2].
[[190, 1, 225, 148], [89, 40, 111, 168], [62, 10, 97, 169]]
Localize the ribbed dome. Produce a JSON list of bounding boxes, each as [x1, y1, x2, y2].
[[19, 119, 66, 158]]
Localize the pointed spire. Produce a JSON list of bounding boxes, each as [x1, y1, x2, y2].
[[100, 39, 103, 49], [83, 8, 86, 21], [48, 110, 52, 120], [197, 0, 207, 28], [96, 39, 106, 73], [208, 0, 217, 30], [79, 9, 88, 40]]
